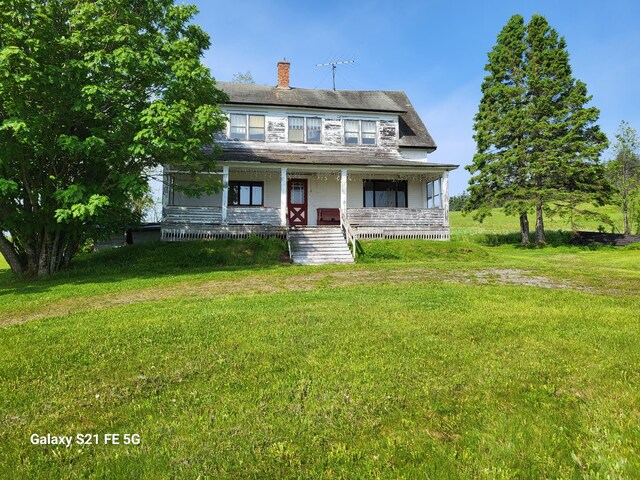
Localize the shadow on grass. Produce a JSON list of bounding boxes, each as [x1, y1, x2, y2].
[[0, 238, 291, 296], [476, 230, 617, 249]]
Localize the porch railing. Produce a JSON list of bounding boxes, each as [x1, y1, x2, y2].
[[346, 208, 450, 240], [340, 210, 357, 259]]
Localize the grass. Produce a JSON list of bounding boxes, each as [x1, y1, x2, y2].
[[449, 205, 623, 241], [1, 220, 640, 478]]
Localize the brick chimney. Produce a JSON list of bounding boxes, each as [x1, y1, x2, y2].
[[277, 59, 290, 89]]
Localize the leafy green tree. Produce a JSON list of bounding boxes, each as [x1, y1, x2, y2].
[[606, 121, 640, 234], [0, 1, 227, 276], [466, 14, 610, 246], [231, 71, 255, 84]]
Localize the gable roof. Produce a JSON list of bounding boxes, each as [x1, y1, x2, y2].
[[216, 82, 437, 150]]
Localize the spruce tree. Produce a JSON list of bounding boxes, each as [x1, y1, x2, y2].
[[466, 14, 610, 246]]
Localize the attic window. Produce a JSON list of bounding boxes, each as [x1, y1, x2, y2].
[[344, 120, 377, 146], [229, 114, 265, 141], [288, 117, 321, 143]]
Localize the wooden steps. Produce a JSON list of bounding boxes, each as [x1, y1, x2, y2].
[[288, 227, 354, 265]]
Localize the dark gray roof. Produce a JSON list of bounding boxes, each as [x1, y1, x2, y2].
[[216, 82, 437, 150], [209, 143, 456, 170]]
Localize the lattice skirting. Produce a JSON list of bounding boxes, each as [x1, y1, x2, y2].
[[354, 228, 450, 241], [162, 225, 286, 241]]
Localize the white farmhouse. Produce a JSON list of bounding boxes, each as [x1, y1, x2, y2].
[[161, 61, 458, 263]]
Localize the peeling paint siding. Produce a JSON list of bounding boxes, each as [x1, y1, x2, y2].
[[267, 117, 287, 143], [219, 107, 400, 149], [379, 120, 397, 147], [323, 119, 343, 146]]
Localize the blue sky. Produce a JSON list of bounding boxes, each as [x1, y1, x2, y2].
[[192, 0, 640, 195]]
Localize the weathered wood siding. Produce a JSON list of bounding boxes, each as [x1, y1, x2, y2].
[[347, 208, 446, 226], [347, 207, 449, 240], [163, 205, 281, 226], [378, 120, 397, 147], [162, 225, 286, 242], [163, 206, 222, 224], [266, 116, 287, 143], [227, 207, 281, 225], [218, 108, 399, 148], [323, 118, 343, 147]]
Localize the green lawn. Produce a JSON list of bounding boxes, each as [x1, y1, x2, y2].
[[1, 220, 639, 478]]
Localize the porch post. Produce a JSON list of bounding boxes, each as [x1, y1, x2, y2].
[[280, 167, 287, 226], [221, 165, 229, 224], [442, 171, 449, 226], [340, 169, 348, 215], [161, 166, 169, 212]]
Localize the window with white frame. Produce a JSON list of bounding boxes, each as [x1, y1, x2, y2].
[[288, 116, 322, 143], [426, 178, 442, 208], [306, 117, 321, 143], [229, 114, 265, 141], [288, 116, 304, 142], [344, 119, 377, 146]]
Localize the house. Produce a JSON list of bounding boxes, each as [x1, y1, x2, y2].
[[161, 61, 458, 263]]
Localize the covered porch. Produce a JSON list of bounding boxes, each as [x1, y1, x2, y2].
[[161, 164, 451, 241]]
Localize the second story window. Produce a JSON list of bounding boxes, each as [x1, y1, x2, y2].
[[344, 120, 377, 146], [306, 118, 321, 143], [288, 117, 322, 143], [289, 117, 304, 142], [229, 114, 265, 141]]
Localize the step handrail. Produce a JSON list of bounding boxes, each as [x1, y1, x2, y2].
[[285, 209, 292, 262], [340, 210, 357, 260]]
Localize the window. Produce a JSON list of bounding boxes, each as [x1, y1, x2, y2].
[[426, 179, 442, 208], [229, 181, 264, 206], [248, 115, 265, 140], [229, 114, 265, 141], [306, 118, 321, 143], [230, 114, 246, 140], [361, 120, 376, 145], [344, 119, 377, 146], [363, 180, 407, 208], [288, 117, 304, 142], [288, 117, 322, 143]]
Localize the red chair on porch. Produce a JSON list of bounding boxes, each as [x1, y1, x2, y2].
[[317, 208, 341, 225]]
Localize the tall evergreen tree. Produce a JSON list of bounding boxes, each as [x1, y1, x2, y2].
[[465, 15, 532, 246], [466, 14, 610, 246]]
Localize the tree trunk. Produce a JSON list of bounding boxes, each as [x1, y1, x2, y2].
[[623, 201, 631, 235], [3, 230, 80, 277], [0, 235, 26, 274], [519, 212, 530, 247], [535, 200, 545, 246]]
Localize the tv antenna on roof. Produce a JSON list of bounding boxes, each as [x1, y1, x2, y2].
[[316, 60, 355, 90]]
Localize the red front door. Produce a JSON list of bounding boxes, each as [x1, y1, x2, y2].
[[288, 179, 308, 226]]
